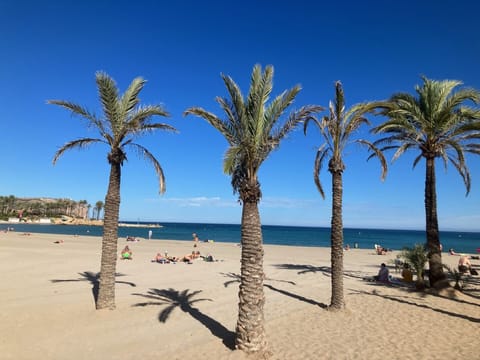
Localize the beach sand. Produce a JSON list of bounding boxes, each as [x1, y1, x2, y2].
[[1, 231, 478, 360]]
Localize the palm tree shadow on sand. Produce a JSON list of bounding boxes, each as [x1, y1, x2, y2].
[[51, 271, 136, 303], [274, 264, 332, 275], [132, 288, 235, 350], [221, 272, 327, 308]]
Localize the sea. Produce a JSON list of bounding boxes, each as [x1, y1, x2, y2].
[[4, 221, 480, 254]]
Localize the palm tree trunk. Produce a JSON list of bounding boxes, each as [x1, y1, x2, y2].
[[96, 162, 121, 310], [235, 200, 268, 355], [425, 157, 444, 287], [330, 169, 345, 310]]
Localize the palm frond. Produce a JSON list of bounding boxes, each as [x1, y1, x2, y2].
[[120, 76, 146, 114], [220, 73, 245, 124], [128, 143, 166, 194], [264, 86, 302, 133], [127, 105, 170, 127], [53, 138, 104, 164], [184, 107, 235, 144], [223, 146, 242, 176], [47, 100, 107, 134], [356, 140, 387, 180], [412, 154, 423, 168], [96, 72, 121, 132], [272, 105, 324, 145], [313, 144, 329, 198]]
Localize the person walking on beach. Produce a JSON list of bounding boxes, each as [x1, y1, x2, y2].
[[148, 230, 152, 240], [192, 233, 199, 248]]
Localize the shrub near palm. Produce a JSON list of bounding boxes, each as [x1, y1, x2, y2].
[[401, 244, 428, 290]]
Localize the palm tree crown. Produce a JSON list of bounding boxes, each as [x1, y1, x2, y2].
[[372, 77, 480, 193], [306, 81, 387, 197], [185, 64, 322, 202], [49, 72, 176, 193]]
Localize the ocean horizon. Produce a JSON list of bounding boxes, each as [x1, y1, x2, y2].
[[3, 221, 479, 254]]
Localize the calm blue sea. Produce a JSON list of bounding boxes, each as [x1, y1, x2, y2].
[[4, 221, 480, 254]]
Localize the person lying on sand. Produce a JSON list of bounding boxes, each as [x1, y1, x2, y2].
[[201, 254, 217, 262], [152, 253, 169, 263], [53, 239, 64, 244], [177, 251, 201, 263], [449, 248, 460, 256]]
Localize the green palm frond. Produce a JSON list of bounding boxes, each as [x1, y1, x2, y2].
[[247, 65, 273, 126], [46, 100, 107, 135], [272, 105, 324, 145], [96, 72, 121, 133], [223, 146, 242, 176], [120, 76, 146, 114], [129, 143, 166, 194], [356, 139, 387, 180], [313, 144, 329, 198], [220, 73, 245, 124], [184, 107, 235, 144], [265, 86, 302, 133], [124, 105, 172, 137], [53, 138, 104, 164]]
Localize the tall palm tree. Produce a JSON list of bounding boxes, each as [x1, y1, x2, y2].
[[95, 200, 104, 220], [304, 81, 386, 310], [371, 77, 480, 287], [49, 72, 176, 309], [184, 64, 322, 355]]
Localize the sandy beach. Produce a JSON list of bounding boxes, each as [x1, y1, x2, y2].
[[1, 231, 479, 360]]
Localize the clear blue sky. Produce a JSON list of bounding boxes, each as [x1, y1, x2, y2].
[[1, 0, 480, 231]]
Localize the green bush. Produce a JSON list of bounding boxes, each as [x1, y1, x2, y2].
[[401, 244, 428, 290]]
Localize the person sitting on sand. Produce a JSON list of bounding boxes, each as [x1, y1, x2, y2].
[[458, 255, 472, 274], [121, 246, 132, 260], [374, 263, 390, 283], [376, 245, 387, 255], [401, 263, 413, 282]]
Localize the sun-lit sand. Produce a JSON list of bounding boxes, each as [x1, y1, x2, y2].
[[1, 231, 478, 360]]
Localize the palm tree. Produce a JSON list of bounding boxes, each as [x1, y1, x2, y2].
[[304, 81, 387, 310], [95, 201, 104, 220], [371, 77, 480, 287], [49, 72, 176, 309], [184, 64, 322, 355]]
